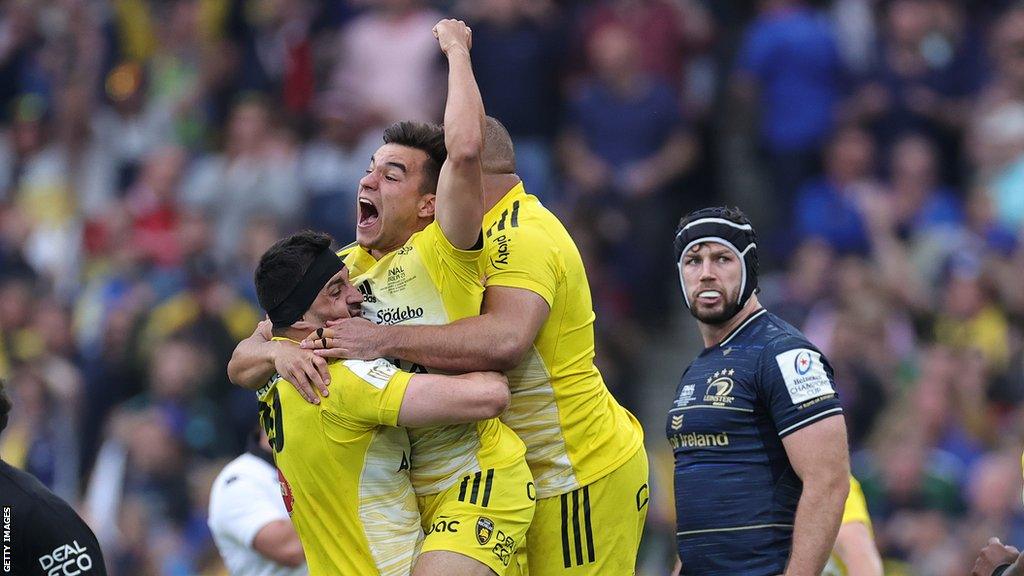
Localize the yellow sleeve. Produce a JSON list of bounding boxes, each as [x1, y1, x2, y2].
[[842, 476, 872, 531], [484, 221, 560, 307], [325, 359, 414, 426], [415, 221, 484, 303]]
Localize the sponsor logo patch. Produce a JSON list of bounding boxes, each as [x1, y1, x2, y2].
[[704, 369, 735, 405], [476, 517, 494, 545], [775, 348, 834, 404], [344, 358, 400, 389], [376, 305, 424, 325], [674, 384, 696, 407], [38, 540, 94, 575]]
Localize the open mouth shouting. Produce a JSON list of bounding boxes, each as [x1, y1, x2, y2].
[[358, 196, 380, 230]]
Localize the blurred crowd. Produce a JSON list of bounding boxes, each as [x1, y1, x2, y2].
[[0, 0, 1022, 574]]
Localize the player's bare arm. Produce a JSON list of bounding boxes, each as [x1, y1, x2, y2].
[[227, 319, 331, 403], [397, 370, 510, 427], [781, 415, 850, 576], [303, 286, 548, 371], [832, 522, 883, 576], [433, 18, 485, 249], [252, 519, 306, 568]]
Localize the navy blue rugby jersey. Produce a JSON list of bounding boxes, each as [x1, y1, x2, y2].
[[666, 309, 843, 575]]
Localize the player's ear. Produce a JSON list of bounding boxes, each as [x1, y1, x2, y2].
[[417, 193, 436, 219], [292, 313, 319, 334]]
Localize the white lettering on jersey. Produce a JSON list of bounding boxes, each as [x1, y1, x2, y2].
[[38, 540, 94, 576], [775, 348, 834, 405]]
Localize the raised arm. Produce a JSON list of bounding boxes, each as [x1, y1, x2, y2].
[[397, 371, 510, 427], [303, 286, 549, 372], [781, 415, 850, 576], [973, 538, 1023, 576], [432, 18, 484, 249]]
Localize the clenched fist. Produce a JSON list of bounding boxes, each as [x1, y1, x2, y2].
[[433, 18, 472, 55], [972, 537, 1021, 576]]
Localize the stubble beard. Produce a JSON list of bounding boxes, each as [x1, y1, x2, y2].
[[688, 286, 742, 326]]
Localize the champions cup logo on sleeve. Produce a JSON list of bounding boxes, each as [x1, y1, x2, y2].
[[775, 348, 834, 404], [794, 350, 813, 375], [37, 541, 93, 576]]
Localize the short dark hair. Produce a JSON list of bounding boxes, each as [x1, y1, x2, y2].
[[255, 230, 335, 326], [383, 121, 447, 195], [675, 206, 759, 278], [483, 116, 515, 174], [0, 379, 10, 434]]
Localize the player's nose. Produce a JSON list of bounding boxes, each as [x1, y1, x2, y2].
[[359, 170, 378, 189], [699, 260, 717, 280], [345, 286, 363, 304]]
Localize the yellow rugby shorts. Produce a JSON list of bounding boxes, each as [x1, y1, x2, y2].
[[418, 458, 536, 575], [526, 447, 649, 575]]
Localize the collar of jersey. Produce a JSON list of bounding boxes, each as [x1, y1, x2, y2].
[[700, 308, 767, 355], [271, 336, 301, 344], [344, 242, 381, 275], [484, 181, 527, 224]]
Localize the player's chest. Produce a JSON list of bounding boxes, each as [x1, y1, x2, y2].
[[667, 360, 760, 438], [350, 254, 444, 327]]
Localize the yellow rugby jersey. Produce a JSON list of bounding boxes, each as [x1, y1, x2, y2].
[[483, 183, 644, 498], [822, 476, 873, 576], [258, 350, 422, 576], [341, 221, 526, 495]]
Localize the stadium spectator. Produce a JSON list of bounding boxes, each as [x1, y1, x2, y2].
[[183, 95, 303, 262], [846, 0, 982, 169], [794, 124, 879, 255], [461, 0, 565, 201], [299, 93, 381, 242], [733, 0, 845, 212], [574, 0, 712, 92], [330, 0, 445, 124], [560, 21, 696, 325]]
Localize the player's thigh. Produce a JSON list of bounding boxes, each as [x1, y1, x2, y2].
[[526, 447, 649, 576], [413, 550, 499, 576], [417, 459, 536, 576]]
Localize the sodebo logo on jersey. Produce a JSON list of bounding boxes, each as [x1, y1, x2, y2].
[[376, 306, 424, 325], [38, 541, 93, 576]]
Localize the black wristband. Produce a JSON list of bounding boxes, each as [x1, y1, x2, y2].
[[994, 563, 1013, 576]]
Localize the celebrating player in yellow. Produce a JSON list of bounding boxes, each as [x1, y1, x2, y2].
[[306, 117, 649, 575], [230, 19, 535, 576], [252, 230, 514, 575]]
